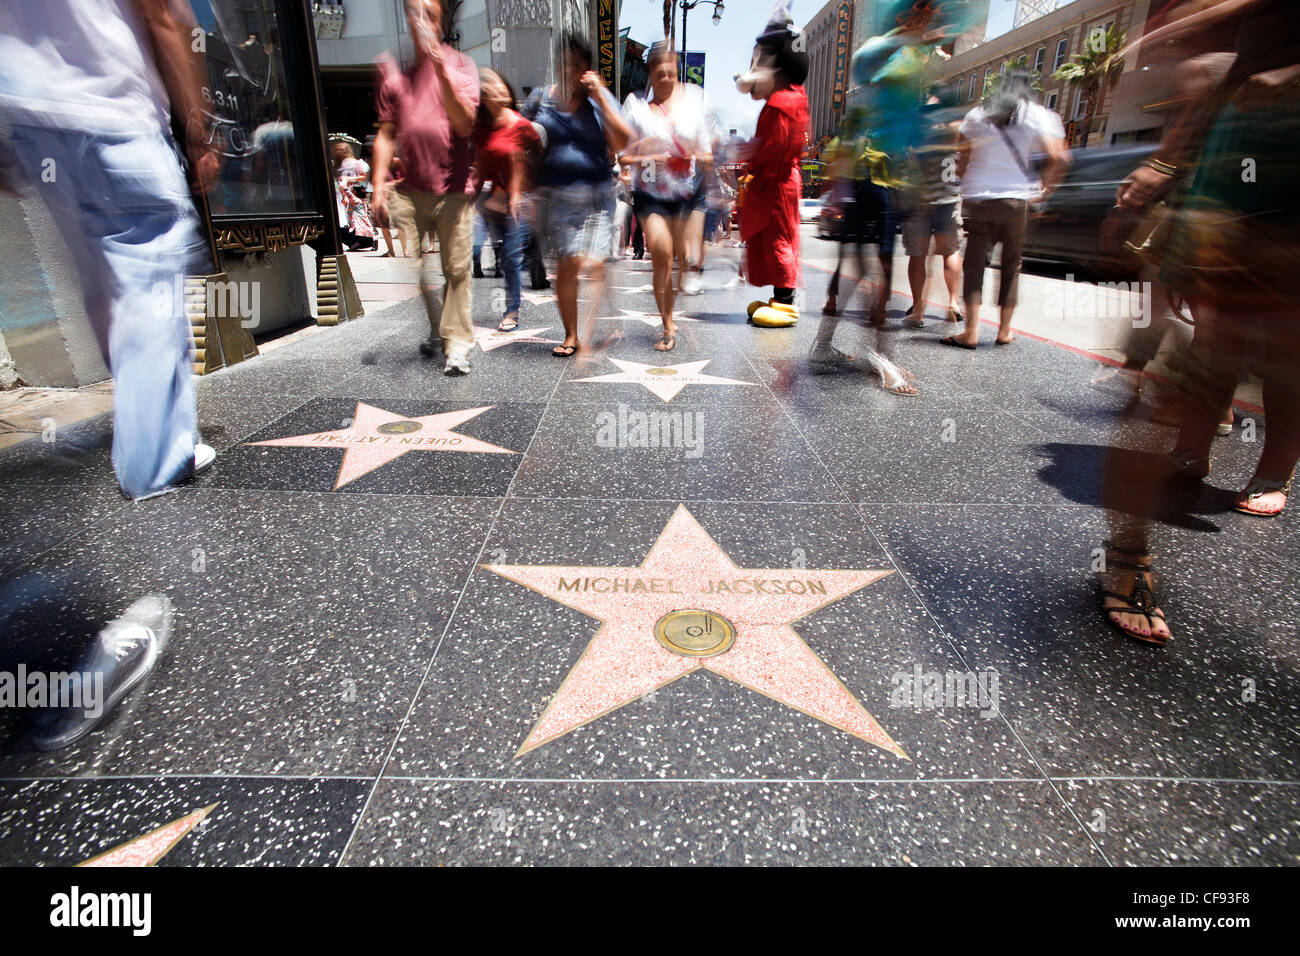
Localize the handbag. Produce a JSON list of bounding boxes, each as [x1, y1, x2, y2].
[[481, 187, 509, 215], [1122, 200, 1176, 265]]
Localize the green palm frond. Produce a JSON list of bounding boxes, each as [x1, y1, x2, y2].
[[1052, 26, 1127, 92]]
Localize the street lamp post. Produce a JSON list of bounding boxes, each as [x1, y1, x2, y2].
[[679, 0, 724, 83]]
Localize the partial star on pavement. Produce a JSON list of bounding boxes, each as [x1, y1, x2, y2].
[[472, 325, 562, 352], [572, 357, 757, 402], [484, 505, 906, 758], [77, 804, 217, 867], [250, 401, 518, 489], [520, 289, 557, 305], [611, 282, 656, 293], [594, 309, 702, 327]]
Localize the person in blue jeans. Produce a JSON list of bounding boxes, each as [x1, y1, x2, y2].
[[0, 0, 217, 499], [472, 68, 535, 331], [0, 0, 218, 750]]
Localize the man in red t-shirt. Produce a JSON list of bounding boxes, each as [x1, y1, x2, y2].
[[372, 0, 480, 374]]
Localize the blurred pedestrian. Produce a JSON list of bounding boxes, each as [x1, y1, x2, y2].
[[902, 95, 964, 327], [371, 0, 480, 375], [521, 35, 629, 357], [0, 0, 216, 499], [0, 0, 218, 749], [473, 66, 538, 332], [622, 41, 714, 350], [331, 134, 376, 251], [944, 69, 1069, 349], [1098, 0, 1299, 644]]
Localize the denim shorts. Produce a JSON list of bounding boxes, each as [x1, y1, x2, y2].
[[536, 181, 614, 262], [902, 201, 962, 257]]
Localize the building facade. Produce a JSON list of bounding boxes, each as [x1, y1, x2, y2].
[[939, 0, 1166, 147], [803, 0, 856, 144], [312, 0, 605, 140]]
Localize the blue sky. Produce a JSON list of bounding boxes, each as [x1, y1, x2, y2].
[[618, 0, 1016, 135]]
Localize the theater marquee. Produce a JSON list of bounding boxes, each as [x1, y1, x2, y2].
[[832, 1, 852, 115]]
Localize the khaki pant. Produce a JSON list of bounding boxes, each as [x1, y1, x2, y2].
[[385, 185, 417, 253], [404, 188, 474, 356]]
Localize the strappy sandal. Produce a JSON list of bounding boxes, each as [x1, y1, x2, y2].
[[1233, 474, 1292, 517], [1098, 541, 1170, 645], [882, 379, 920, 397], [497, 315, 519, 332], [654, 333, 676, 352]]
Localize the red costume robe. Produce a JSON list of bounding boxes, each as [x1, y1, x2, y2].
[[740, 86, 810, 289]]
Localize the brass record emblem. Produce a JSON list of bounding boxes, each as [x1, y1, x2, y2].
[[654, 609, 735, 658], [645, 367, 679, 376], [377, 420, 423, 434]]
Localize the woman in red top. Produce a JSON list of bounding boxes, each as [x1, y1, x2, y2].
[[736, 12, 810, 327], [473, 67, 538, 331]]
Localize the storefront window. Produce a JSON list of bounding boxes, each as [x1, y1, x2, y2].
[[192, 0, 314, 217]]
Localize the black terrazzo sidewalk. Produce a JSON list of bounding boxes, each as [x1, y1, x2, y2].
[[0, 246, 1295, 866]]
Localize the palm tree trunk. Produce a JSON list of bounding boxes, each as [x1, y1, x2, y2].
[[1080, 86, 1098, 147]]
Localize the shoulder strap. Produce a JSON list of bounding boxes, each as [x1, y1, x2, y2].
[[994, 121, 1035, 185]]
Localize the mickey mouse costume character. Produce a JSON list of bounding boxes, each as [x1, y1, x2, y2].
[[735, 1, 810, 328]]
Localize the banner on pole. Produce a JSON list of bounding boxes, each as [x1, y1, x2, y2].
[[676, 51, 705, 86]]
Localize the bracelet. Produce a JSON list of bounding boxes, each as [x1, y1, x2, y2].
[[1143, 157, 1178, 176]]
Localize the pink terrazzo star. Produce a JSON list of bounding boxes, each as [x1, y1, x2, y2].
[[571, 358, 757, 402], [251, 402, 518, 489], [485, 505, 907, 759], [78, 804, 216, 867], [472, 324, 562, 352]]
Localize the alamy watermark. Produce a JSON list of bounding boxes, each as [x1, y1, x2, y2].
[[1042, 274, 1153, 328], [0, 665, 103, 718], [890, 663, 1000, 719], [595, 404, 705, 458], [151, 274, 261, 328]]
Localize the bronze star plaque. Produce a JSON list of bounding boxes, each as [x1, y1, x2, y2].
[[645, 368, 679, 376], [377, 421, 423, 434], [655, 609, 735, 657]]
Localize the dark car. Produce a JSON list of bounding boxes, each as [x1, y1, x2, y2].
[[1022, 143, 1157, 276], [817, 194, 842, 239]]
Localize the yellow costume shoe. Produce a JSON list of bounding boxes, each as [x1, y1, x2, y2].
[[747, 300, 768, 318], [750, 300, 798, 327]]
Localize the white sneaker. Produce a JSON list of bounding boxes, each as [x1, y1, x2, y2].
[[193, 443, 216, 476], [680, 272, 703, 295], [443, 352, 471, 375]]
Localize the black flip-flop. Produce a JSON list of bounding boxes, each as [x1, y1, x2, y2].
[[497, 316, 519, 332], [552, 344, 577, 357], [940, 336, 977, 350]]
